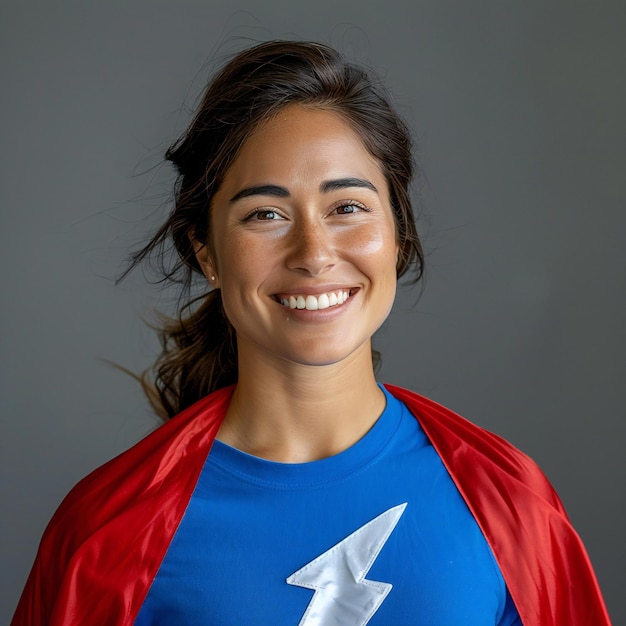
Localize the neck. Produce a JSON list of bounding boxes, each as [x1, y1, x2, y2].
[[217, 343, 386, 463]]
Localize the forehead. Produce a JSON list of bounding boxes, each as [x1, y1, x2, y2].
[[219, 105, 387, 192]]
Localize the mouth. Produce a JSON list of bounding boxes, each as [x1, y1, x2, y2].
[[273, 289, 355, 311]]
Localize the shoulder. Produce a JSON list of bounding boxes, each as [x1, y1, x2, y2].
[[48, 384, 234, 550], [12, 385, 234, 626], [383, 384, 613, 626], [383, 383, 565, 512]]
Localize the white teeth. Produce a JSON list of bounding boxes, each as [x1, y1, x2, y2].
[[305, 295, 318, 310], [279, 290, 351, 310]]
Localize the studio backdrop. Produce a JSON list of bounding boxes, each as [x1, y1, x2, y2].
[[1, 2, 624, 623]]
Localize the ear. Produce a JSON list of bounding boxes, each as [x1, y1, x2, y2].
[[189, 230, 219, 288]]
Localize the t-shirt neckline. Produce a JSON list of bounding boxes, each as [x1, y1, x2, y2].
[[207, 385, 404, 489]]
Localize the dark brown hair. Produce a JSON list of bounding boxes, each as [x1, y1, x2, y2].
[[127, 40, 424, 419]]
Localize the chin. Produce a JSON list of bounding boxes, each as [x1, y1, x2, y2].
[[277, 338, 373, 369]]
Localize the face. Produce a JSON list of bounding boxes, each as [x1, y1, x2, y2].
[[195, 105, 399, 370]]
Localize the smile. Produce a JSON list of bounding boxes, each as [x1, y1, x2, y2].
[[276, 290, 352, 311]]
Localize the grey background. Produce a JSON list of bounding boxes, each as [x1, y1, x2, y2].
[[2, 1, 624, 623]]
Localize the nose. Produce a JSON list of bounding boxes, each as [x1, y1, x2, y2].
[[286, 218, 337, 276]]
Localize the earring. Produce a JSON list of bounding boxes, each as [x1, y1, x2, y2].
[[211, 275, 216, 281]]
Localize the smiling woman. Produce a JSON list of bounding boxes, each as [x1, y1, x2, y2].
[[12, 41, 610, 626], [194, 106, 399, 384]]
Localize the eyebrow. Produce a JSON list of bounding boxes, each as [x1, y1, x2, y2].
[[319, 177, 378, 194], [229, 184, 290, 203], [229, 177, 378, 203]]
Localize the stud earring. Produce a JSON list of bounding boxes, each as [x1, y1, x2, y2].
[[211, 275, 216, 281]]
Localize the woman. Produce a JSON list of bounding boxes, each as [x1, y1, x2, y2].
[[12, 41, 609, 625]]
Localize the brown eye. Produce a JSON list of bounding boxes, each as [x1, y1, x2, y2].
[[333, 202, 368, 215], [257, 210, 280, 220], [244, 209, 285, 221]]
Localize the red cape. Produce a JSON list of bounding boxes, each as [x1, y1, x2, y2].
[[12, 384, 611, 625]]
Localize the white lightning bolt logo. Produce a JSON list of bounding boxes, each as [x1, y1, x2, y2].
[[286, 503, 407, 626]]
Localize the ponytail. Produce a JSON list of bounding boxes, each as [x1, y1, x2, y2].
[[142, 290, 237, 419]]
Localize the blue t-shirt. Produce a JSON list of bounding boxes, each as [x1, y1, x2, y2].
[[136, 387, 521, 625]]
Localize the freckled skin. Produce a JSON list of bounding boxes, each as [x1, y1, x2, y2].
[[195, 105, 399, 372]]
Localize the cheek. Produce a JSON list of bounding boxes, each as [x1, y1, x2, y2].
[[217, 236, 261, 282], [346, 221, 398, 267], [215, 241, 274, 315]]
